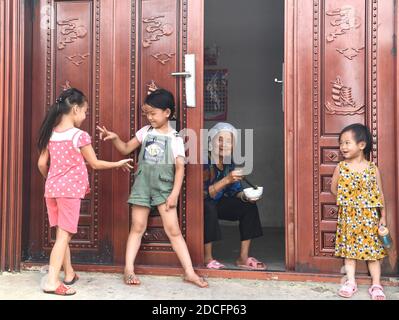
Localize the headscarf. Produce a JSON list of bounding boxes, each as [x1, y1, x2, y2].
[[208, 122, 238, 151]]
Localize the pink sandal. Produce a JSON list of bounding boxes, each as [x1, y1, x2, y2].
[[236, 257, 267, 270], [206, 260, 225, 269], [368, 285, 386, 300], [338, 281, 358, 298]]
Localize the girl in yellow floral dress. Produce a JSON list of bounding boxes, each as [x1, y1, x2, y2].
[[331, 124, 387, 300]]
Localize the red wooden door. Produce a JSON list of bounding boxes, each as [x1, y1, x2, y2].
[[25, 0, 203, 267], [285, 0, 398, 274]]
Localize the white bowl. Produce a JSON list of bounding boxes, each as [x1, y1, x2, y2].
[[243, 187, 263, 200]]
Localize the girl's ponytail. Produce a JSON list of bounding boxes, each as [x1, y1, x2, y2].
[[37, 88, 87, 152], [37, 103, 62, 152]]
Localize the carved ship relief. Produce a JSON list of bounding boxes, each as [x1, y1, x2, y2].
[[325, 76, 365, 115]]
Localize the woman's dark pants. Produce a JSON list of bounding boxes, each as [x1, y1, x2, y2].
[[204, 197, 263, 244]]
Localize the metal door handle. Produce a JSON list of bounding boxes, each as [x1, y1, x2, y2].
[[171, 54, 196, 107], [276, 63, 284, 113], [171, 72, 191, 77]]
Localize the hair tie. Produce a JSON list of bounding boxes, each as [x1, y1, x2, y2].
[[55, 96, 65, 104]]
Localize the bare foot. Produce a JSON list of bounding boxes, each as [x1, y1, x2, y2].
[[183, 274, 209, 288], [43, 282, 59, 292], [236, 257, 267, 270], [124, 270, 141, 286]]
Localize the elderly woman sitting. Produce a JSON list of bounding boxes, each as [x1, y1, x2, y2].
[[203, 123, 267, 270]]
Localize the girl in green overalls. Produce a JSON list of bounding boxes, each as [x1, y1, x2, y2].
[[97, 87, 208, 288]]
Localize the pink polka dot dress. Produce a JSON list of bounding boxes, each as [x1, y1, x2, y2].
[[45, 128, 92, 199]]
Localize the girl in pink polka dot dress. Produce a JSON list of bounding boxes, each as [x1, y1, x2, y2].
[[37, 88, 133, 296]]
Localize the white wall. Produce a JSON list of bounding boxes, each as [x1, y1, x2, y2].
[[205, 0, 285, 227]]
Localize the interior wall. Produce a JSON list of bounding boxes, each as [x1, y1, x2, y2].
[[205, 0, 285, 227]]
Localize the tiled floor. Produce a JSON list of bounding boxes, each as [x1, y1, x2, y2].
[[212, 226, 286, 271]]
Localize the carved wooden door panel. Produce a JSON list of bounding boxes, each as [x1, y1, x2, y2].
[[26, 0, 204, 267], [133, 0, 203, 266], [288, 0, 397, 274]]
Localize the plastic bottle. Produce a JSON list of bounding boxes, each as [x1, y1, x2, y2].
[[378, 226, 393, 249]]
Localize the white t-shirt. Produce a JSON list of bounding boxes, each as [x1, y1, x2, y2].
[[135, 125, 185, 160]]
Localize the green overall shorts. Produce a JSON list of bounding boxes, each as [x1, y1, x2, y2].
[[128, 129, 176, 208]]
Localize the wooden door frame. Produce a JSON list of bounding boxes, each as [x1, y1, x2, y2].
[[395, 0, 399, 266], [0, 0, 30, 273], [184, 0, 205, 266], [284, 0, 296, 272]]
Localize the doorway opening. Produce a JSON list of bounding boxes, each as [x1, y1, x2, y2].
[[203, 0, 285, 271]]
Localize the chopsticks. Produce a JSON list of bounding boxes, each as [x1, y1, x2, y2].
[[243, 177, 258, 190]]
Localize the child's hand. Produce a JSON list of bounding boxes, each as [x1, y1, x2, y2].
[[116, 159, 134, 172], [146, 80, 158, 95], [165, 193, 179, 211], [379, 216, 387, 227], [97, 125, 118, 141]]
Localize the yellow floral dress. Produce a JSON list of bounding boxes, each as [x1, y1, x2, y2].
[[334, 161, 386, 261]]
